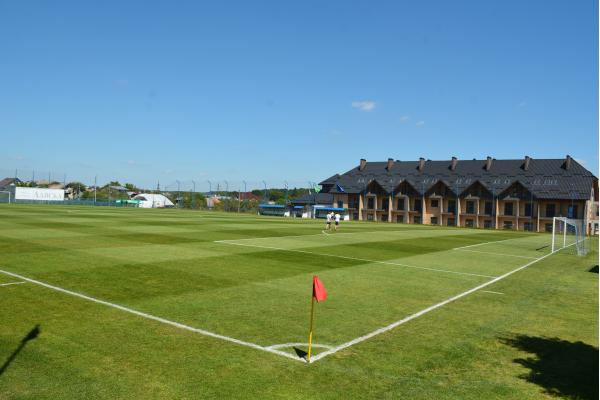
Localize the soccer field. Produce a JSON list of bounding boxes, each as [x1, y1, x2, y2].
[[0, 205, 597, 399]]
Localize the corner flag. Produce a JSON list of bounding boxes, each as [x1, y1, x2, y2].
[[312, 276, 327, 302], [307, 275, 327, 362]]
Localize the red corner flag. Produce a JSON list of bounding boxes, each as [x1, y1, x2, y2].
[[312, 276, 327, 302]]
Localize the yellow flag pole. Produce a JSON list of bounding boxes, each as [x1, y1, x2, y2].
[[307, 295, 315, 362]]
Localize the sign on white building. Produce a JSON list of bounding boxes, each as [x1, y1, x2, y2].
[[14, 187, 65, 201]]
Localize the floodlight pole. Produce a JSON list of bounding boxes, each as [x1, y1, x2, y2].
[[176, 180, 181, 208], [94, 176, 97, 205], [262, 180, 267, 202], [284, 181, 288, 205], [192, 180, 196, 209], [224, 180, 229, 212]]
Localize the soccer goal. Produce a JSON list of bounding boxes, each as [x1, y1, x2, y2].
[[0, 191, 12, 204], [551, 217, 587, 256]]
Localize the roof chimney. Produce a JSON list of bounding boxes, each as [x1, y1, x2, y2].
[[523, 155, 531, 171], [485, 156, 493, 171], [386, 158, 394, 171], [564, 155, 572, 170], [359, 158, 367, 171], [450, 156, 458, 171], [418, 157, 426, 171]]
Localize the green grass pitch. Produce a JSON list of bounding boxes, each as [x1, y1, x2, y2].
[[0, 204, 597, 399]]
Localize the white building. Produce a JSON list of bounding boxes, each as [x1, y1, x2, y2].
[[132, 193, 174, 208]]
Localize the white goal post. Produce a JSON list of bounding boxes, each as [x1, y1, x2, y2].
[[551, 217, 587, 256]]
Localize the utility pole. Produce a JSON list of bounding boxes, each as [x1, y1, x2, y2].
[[94, 176, 97, 205], [176, 180, 181, 208], [262, 180, 267, 203]]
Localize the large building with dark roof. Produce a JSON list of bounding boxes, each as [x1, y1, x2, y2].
[[314, 156, 598, 232]]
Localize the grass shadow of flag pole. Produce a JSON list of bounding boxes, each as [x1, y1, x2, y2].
[[307, 276, 327, 363]]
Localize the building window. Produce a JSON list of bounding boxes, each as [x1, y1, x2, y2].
[[524, 202, 532, 217], [353, 213, 358, 220], [466, 201, 475, 214], [382, 201, 389, 211], [413, 216, 422, 224], [397, 199, 405, 211], [503, 221, 513, 229], [447, 218, 456, 226], [484, 201, 493, 215], [367, 198, 374, 209], [396, 215, 404, 223], [337, 200, 343, 208], [382, 214, 388, 222], [483, 220, 492, 229], [431, 216, 438, 225], [545, 223, 553, 232], [414, 201, 422, 212], [448, 200, 456, 214], [465, 219, 474, 228], [568, 204, 578, 219], [524, 222, 533, 231], [431, 199, 439, 208], [546, 204, 556, 217], [367, 213, 374, 221], [504, 202, 513, 216]]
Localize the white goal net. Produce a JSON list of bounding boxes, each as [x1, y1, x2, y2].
[[551, 217, 587, 256]]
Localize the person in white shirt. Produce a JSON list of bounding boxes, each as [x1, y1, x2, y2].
[[325, 212, 333, 231], [334, 213, 341, 231]]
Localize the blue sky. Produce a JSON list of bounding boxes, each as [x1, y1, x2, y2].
[[1, 0, 597, 190]]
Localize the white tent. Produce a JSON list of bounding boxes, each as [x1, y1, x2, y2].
[[133, 193, 174, 208]]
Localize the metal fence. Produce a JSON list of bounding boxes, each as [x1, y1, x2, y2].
[[0, 168, 316, 212]]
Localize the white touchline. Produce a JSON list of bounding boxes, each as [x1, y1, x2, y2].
[[0, 281, 26, 287], [308, 240, 578, 363], [0, 268, 305, 363], [215, 228, 487, 243], [215, 241, 496, 279], [453, 248, 538, 260], [451, 237, 518, 250], [481, 290, 504, 295]]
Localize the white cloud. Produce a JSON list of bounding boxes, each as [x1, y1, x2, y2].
[[351, 100, 376, 112], [400, 115, 410, 123], [416, 120, 425, 127]]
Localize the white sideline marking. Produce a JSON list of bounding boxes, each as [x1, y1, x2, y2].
[[481, 290, 504, 295], [0, 269, 305, 363], [217, 228, 484, 243], [267, 343, 334, 351], [0, 281, 25, 287], [216, 241, 496, 279], [308, 242, 575, 363], [452, 237, 516, 250], [454, 248, 537, 260]]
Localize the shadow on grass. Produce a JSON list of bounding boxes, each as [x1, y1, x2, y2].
[[293, 347, 307, 359], [501, 334, 598, 400], [0, 325, 40, 376], [589, 265, 598, 273]]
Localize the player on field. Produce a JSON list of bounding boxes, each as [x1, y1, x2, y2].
[[324, 211, 333, 232], [334, 212, 341, 231]]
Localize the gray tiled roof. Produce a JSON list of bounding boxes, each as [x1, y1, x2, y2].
[[319, 158, 597, 200]]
